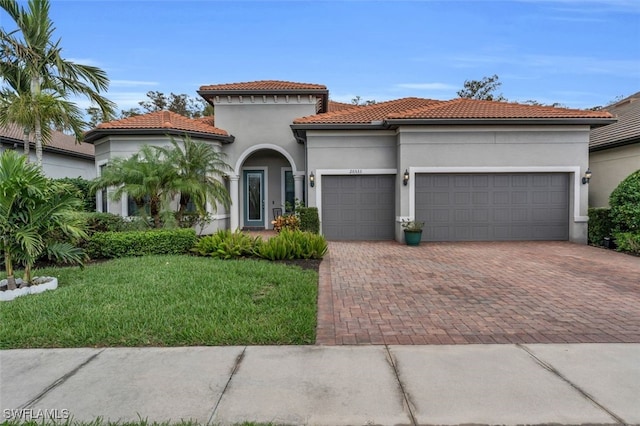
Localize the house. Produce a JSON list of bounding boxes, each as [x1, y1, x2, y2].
[[0, 122, 95, 179], [588, 91, 640, 207], [85, 80, 614, 243]]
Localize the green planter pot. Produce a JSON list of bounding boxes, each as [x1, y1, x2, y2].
[[404, 230, 423, 246]]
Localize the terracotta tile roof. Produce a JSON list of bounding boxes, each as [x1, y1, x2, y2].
[[294, 98, 445, 124], [387, 98, 614, 120], [199, 80, 327, 92], [94, 110, 229, 136], [590, 92, 640, 151], [0, 122, 94, 158], [327, 101, 361, 112]]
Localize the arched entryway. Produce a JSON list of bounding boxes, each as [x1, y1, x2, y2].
[[229, 144, 304, 230]]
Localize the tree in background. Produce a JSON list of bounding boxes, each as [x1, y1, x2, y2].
[[351, 96, 377, 106], [457, 74, 506, 101], [0, 0, 115, 167], [87, 91, 214, 127]]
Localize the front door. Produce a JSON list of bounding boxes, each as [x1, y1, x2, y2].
[[243, 170, 265, 228]]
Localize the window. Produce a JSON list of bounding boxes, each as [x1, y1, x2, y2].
[[127, 196, 150, 216], [99, 164, 108, 213], [284, 171, 295, 213]]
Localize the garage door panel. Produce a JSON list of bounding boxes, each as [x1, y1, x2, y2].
[[416, 173, 568, 241], [322, 175, 395, 240]]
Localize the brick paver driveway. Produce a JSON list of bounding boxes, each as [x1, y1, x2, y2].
[[316, 241, 640, 345]]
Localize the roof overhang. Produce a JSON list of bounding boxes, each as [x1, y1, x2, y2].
[[589, 137, 640, 152], [290, 122, 388, 143], [384, 118, 617, 128], [83, 128, 235, 144], [199, 88, 330, 114], [0, 137, 94, 160]]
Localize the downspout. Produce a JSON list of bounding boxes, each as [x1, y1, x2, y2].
[[292, 129, 308, 205]]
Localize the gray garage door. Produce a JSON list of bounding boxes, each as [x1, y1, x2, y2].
[[415, 173, 569, 241], [322, 175, 395, 240]]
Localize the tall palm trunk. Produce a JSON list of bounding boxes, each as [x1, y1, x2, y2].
[[23, 130, 30, 161], [31, 76, 44, 168]]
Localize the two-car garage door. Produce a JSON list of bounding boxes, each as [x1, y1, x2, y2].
[[415, 173, 569, 241], [320, 172, 569, 241]]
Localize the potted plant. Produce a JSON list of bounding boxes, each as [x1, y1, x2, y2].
[[401, 219, 424, 246]]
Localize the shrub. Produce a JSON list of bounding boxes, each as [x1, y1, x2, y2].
[[83, 212, 128, 233], [298, 207, 320, 234], [588, 208, 614, 246], [272, 214, 300, 233], [55, 177, 95, 212], [86, 228, 197, 259], [612, 232, 640, 255], [255, 229, 327, 260], [609, 169, 640, 232], [192, 229, 259, 259]]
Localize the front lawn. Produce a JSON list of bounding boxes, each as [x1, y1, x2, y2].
[[0, 255, 317, 348]]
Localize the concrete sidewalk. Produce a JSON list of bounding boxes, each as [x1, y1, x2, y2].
[[2, 344, 639, 425]]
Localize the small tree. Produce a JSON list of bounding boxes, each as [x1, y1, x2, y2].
[[91, 146, 177, 228], [154, 137, 231, 224], [0, 150, 86, 289]]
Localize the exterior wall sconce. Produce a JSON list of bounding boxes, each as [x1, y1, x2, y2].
[[582, 168, 592, 184], [403, 169, 409, 186], [309, 172, 315, 187]]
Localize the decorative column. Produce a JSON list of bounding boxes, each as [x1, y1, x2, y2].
[[229, 175, 240, 230], [294, 174, 304, 205]]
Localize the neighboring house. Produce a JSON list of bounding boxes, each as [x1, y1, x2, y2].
[[588, 91, 640, 207], [0, 122, 95, 179], [85, 80, 614, 243]]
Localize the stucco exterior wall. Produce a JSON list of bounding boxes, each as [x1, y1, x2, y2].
[[38, 152, 95, 179], [213, 97, 318, 230], [396, 125, 591, 243], [589, 143, 640, 207], [305, 130, 398, 209], [214, 100, 315, 174]]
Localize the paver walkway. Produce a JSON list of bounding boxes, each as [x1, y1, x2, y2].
[[316, 241, 640, 345]]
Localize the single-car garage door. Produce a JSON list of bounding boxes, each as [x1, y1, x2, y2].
[[415, 173, 569, 241], [322, 175, 395, 240]]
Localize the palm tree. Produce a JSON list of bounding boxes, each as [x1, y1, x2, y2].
[[155, 137, 231, 223], [0, 0, 115, 167], [0, 150, 86, 289], [92, 146, 178, 228]]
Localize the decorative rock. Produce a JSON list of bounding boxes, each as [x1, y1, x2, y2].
[[0, 277, 58, 302]]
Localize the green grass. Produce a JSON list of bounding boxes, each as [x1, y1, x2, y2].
[[0, 255, 317, 348]]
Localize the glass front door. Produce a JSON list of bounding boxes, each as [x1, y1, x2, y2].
[[243, 170, 264, 228]]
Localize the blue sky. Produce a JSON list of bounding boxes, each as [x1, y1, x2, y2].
[[2, 0, 639, 112]]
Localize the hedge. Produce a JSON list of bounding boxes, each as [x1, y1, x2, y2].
[[86, 228, 197, 259], [612, 232, 640, 255], [298, 207, 320, 234], [587, 207, 614, 246]]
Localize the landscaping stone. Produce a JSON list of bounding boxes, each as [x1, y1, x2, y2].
[[0, 277, 58, 302]]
